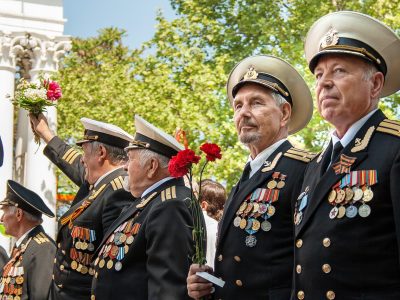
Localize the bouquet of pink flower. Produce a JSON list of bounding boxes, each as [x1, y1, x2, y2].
[[168, 142, 222, 265], [9, 78, 62, 144]]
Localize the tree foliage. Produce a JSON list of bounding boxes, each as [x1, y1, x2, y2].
[[57, 1, 400, 190]]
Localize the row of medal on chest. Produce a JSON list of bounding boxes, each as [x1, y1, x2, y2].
[[0, 267, 24, 300]]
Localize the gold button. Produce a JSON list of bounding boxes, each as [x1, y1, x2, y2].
[[323, 238, 331, 247], [217, 254, 223, 261], [296, 265, 302, 274], [234, 256, 241, 262], [52, 275, 55, 280], [57, 284, 63, 288], [322, 264, 331, 274], [58, 243, 61, 248], [296, 239, 303, 248], [54, 258, 56, 263], [326, 290, 335, 299], [60, 265, 64, 271], [95, 272, 98, 278], [235, 280, 242, 287], [297, 290, 305, 300], [62, 250, 66, 255], [91, 296, 95, 300]]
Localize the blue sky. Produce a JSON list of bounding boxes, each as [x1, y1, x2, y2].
[[63, 0, 176, 48]]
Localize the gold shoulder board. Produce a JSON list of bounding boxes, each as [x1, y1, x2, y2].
[[161, 186, 177, 202], [376, 119, 400, 137], [284, 147, 317, 163], [110, 176, 124, 191]]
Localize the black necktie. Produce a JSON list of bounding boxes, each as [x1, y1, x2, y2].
[[237, 162, 251, 189], [330, 142, 343, 165]]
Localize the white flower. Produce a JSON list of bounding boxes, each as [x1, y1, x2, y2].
[[24, 88, 47, 100]]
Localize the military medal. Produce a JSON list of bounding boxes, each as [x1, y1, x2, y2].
[[245, 235, 257, 247], [328, 190, 336, 204], [337, 206, 346, 219], [261, 220, 272, 232], [276, 174, 286, 189], [362, 188, 373, 202], [98, 259, 105, 269], [115, 261, 122, 271], [233, 216, 241, 227], [106, 260, 113, 269], [71, 261, 78, 270], [126, 235, 134, 245], [329, 206, 339, 219], [353, 188, 363, 201], [345, 205, 357, 218], [267, 172, 280, 189], [359, 204, 371, 217], [267, 205, 275, 217]]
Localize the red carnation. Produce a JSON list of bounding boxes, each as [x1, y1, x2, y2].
[[168, 149, 201, 177], [46, 81, 62, 101], [200, 143, 222, 161]]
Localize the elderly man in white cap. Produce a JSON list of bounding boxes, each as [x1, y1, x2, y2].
[[30, 114, 135, 300], [89, 115, 196, 300], [293, 11, 400, 300], [187, 55, 314, 299]]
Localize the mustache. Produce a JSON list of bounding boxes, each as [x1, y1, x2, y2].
[[122, 176, 130, 192], [239, 118, 257, 128]]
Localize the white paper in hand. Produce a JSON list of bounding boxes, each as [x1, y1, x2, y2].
[[196, 272, 225, 287]]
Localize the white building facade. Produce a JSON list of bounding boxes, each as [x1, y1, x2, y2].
[[0, 0, 71, 251]]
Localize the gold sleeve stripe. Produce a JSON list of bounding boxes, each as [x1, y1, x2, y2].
[[64, 150, 78, 163], [381, 119, 400, 125], [62, 148, 75, 160], [67, 152, 80, 164]]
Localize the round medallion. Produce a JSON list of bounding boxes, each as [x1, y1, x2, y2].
[[337, 206, 346, 219], [267, 205, 276, 217], [261, 220, 272, 232], [233, 216, 241, 227], [239, 218, 247, 230], [252, 219, 261, 231], [98, 259, 105, 269], [238, 202, 248, 214], [245, 235, 257, 247], [258, 203, 268, 214], [329, 207, 338, 219], [252, 203, 260, 214], [353, 187, 363, 201], [328, 190, 337, 204], [335, 189, 346, 204], [344, 187, 354, 202], [126, 235, 134, 245], [345, 205, 358, 218], [276, 181, 285, 189], [359, 204, 371, 217], [87, 243, 95, 252], [71, 260, 78, 270], [106, 259, 114, 269], [267, 180, 277, 189], [115, 261, 123, 272], [362, 188, 374, 202]]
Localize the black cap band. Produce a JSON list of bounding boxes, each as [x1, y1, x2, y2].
[[128, 133, 177, 158], [77, 129, 130, 148], [310, 37, 387, 75], [232, 72, 293, 105]]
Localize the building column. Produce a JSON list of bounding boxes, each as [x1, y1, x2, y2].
[[0, 31, 25, 251]]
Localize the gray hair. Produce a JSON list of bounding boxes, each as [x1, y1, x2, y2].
[[136, 149, 170, 169], [91, 141, 128, 165], [271, 92, 289, 106], [362, 62, 379, 82], [8, 206, 43, 223]]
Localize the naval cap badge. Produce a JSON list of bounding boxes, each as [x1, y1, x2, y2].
[[320, 26, 339, 50], [243, 66, 258, 80]]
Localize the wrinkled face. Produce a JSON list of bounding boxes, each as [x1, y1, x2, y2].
[[81, 142, 98, 185], [233, 83, 284, 148], [314, 54, 378, 128], [124, 150, 148, 198], [0, 206, 18, 236]]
